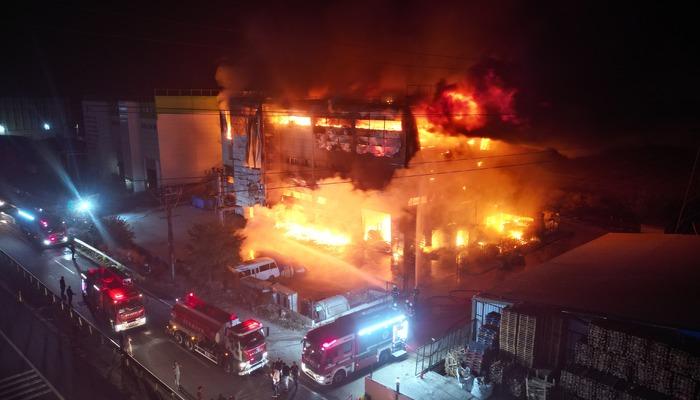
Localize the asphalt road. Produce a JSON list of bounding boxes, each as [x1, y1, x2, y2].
[[0, 226, 329, 400]]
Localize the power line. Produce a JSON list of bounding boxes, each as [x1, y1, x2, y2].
[[83, 103, 518, 118], [128, 157, 553, 190]]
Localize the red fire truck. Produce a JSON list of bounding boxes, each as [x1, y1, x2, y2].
[[301, 305, 408, 385], [166, 292, 269, 375], [80, 266, 146, 332]]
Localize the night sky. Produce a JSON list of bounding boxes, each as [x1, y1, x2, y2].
[[1, 1, 698, 148]]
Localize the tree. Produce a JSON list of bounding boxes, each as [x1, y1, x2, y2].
[[185, 222, 244, 286], [83, 216, 135, 249]]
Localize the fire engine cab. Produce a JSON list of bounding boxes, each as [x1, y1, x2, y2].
[[166, 293, 269, 375], [301, 305, 408, 385], [81, 266, 146, 332]]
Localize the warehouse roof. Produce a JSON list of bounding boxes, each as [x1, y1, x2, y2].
[[481, 233, 700, 332]]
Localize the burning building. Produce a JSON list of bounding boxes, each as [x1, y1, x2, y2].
[[220, 84, 551, 292]]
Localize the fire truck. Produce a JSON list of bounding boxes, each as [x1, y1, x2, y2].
[[166, 292, 269, 375], [301, 305, 408, 385], [80, 266, 147, 332], [14, 208, 70, 247]]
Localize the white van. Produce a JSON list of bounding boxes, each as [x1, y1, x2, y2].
[[230, 257, 281, 281]]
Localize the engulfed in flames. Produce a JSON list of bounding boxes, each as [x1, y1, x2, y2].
[[484, 212, 535, 242], [273, 204, 351, 248], [269, 115, 312, 126]]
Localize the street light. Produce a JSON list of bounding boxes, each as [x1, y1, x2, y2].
[[43, 122, 51, 130], [0, 124, 5, 134], [75, 199, 93, 213]]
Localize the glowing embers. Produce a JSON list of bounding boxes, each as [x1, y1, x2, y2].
[[269, 115, 312, 126]]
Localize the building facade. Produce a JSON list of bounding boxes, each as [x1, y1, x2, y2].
[[0, 97, 74, 139], [81, 90, 222, 192]]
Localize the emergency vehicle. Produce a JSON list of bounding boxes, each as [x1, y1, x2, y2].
[[81, 266, 146, 332], [301, 305, 408, 385], [166, 292, 269, 375], [15, 208, 70, 247]]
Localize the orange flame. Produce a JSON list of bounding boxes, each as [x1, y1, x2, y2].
[[269, 115, 312, 126]]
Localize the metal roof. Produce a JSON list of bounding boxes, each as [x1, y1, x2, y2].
[[480, 233, 700, 332]]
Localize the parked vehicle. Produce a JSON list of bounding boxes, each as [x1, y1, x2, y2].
[[166, 292, 269, 375], [14, 208, 70, 247], [81, 266, 147, 332], [301, 305, 408, 385], [229, 257, 281, 281]]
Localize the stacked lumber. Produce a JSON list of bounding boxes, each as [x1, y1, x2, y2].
[[500, 307, 518, 356], [516, 312, 537, 368]]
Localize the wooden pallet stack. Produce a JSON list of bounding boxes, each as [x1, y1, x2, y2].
[[588, 323, 607, 350], [652, 368, 673, 397], [489, 360, 505, 384], [648, 341, 670, 367], [634, 361, 655, 387], [464, 341, 487, 375], [593, 348, 613, 374], [516, 312, 537, 368], [672, 374, 697, 400], [500, 307, 518, 357], [627, 334, 649, 362], [574, 341, 593, 368], [606, 328, 629, 355], [477, 324, 499, 348]]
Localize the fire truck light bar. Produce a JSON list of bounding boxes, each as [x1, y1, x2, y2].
[[17, 209, 35, 221], [358, 314, 406, 336]]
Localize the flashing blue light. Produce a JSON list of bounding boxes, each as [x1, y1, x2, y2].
[[358, 314, 406, 336], [17, 209, 35, 221], [75, 199, 93, 212]]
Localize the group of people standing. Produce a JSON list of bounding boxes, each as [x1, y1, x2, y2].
[[269, 358, 299, 397]]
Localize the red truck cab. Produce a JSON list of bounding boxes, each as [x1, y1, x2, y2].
[[301, 305, 408, 385], [167, 293, 269, 375], [81, 266, 146, 332]]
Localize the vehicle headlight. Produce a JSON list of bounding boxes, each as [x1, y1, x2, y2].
[[239, 361, 248, 369], [319, 376, 325, 383], [42, 239, 51, 246], [62, 236, 69, 242], [262, 351, 268, 359]]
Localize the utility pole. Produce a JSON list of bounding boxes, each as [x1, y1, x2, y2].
[[675, 146, 700, 233], [160, 186, 182, 281], [213, 167, 225, 226]]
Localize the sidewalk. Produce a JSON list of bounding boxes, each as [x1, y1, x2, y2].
[[331, 354, 481, 400]]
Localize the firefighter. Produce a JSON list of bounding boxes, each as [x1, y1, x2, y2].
[[68, 241, 76, 259], [173, 361, 181, 389], [290, 361, 299, 388], [66, 286, 74, 307], [391, 285, 400, 308], [59, 276, 66, 299]]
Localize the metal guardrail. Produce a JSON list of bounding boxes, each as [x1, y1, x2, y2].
[[0, 249, 184, 400]]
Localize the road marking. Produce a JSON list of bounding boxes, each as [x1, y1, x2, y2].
[[53, 259, 75, 275], [0, 328, 65, 400]]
